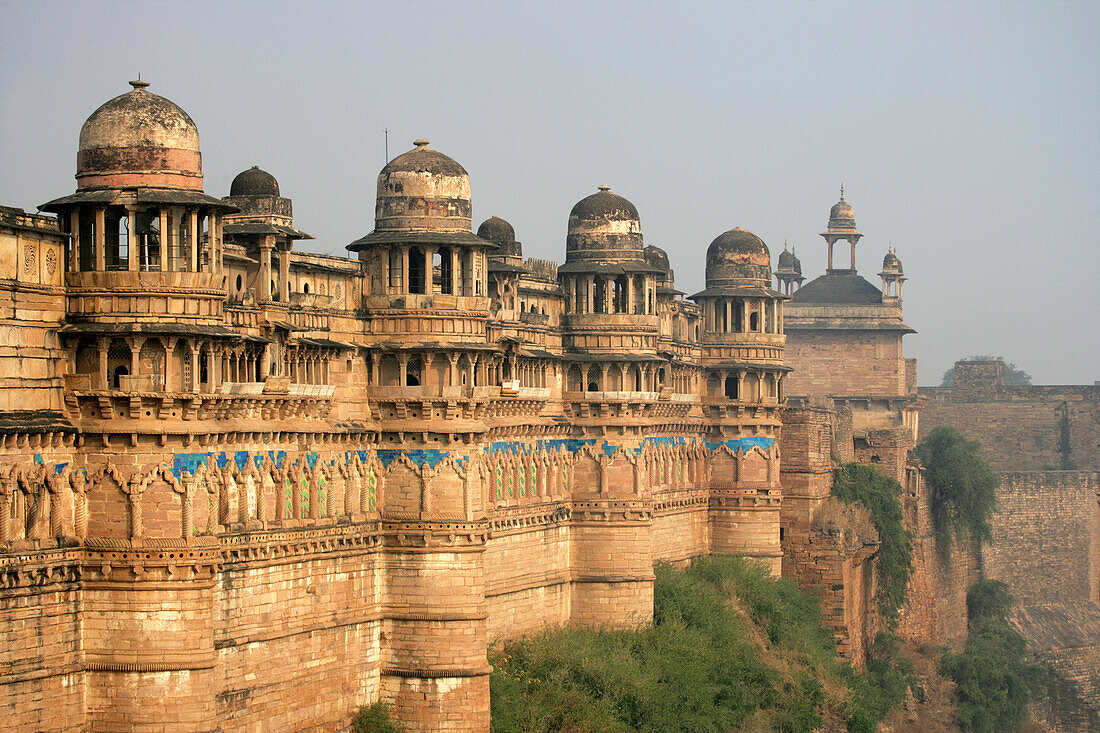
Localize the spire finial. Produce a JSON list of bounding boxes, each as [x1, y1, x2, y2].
[[840, 182, 845, 201], [783, 239, 789, 251]]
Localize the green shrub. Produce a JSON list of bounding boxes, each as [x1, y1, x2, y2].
[[942, 582, 1031, 732], [967, 579, 1013, 622], [490, 555, 912, 732], [831, 462, 914, 627], [351, 701, 406, 733], [916, 426, 998, 557]]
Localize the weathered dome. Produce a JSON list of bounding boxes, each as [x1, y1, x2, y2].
[[374, 140, 472, 232], [644, 245, 670, 273], [478, 216, 521, 258], [882, 249, 903, 273], [777, 247, 795, 270], [77, 80, 202, 191], [792, 251, 803, 275], [705, 228, 771, 287], [230, 166, 279, 197], [566, 186, 643, 262], [827, 188, 857, 231]]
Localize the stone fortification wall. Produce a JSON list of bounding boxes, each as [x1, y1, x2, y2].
[[918, 363, 1099, 472], [978, 472, 1100, 732]]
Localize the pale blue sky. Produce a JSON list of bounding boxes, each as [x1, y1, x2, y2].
[[2, 0, 1097, 384]]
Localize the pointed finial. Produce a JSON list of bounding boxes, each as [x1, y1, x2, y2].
[[783, 239, 789, 251], [840, 183, 845, 201]]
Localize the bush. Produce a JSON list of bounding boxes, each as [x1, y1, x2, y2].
[[916, 426, 998, 557], [351, 701, 406, 733], [942, 582, 1031, 732], [490, 556, 912, 732], [831, 463, 913, 627], [967, 579, 1013, 622]]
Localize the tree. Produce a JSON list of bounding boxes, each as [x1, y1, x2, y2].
[[915, 427, 999, 556], [940, 356, 1031, 387]]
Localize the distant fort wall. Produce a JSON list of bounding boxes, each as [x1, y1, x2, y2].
[[918, 360, 1099, 472]]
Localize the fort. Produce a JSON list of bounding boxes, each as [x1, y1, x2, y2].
[[0, 80, 1095, 731]]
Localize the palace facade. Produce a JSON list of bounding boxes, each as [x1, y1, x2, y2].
[[0, 81, 911, 731]]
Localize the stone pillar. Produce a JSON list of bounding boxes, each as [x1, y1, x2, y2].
[[189, 210, 199, 273], [380, 248, 390, 295], [424, 246, 436, 296], [128, 337, 144, 383], [626, 276, 635, 315], [190, 341, 201, 394], [400, 246, 410, 293], [96, 338, 109, 389], [69, 210, 80, 273], [259, 236, 274, 302], [94, 207, 106, 271], [163, 338, 177, 392]]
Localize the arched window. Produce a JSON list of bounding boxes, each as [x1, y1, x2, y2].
[[406, 358, 421, 386], [112, 365, 129, 389], [303, 282, 310, 294], [724, 375, 739, 400], [749, 311, 759, 332], [408, 247, 426, 294]]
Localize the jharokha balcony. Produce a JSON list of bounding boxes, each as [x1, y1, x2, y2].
[[61, 374, 336, 427]]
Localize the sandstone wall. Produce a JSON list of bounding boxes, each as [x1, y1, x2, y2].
[[918, 384, 1099, 472], [783, 329, 906, 397]]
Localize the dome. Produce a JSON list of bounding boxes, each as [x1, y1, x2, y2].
[[230, 166, 279, 197], [777, 246, 795, 271], [882, 249, 903, 273], [374, 139, 471, 232], [705, 228, 771, 287], [644, 245, 670, 273], [77, 80, 202, 191], [478, 216, 521, 258], [792, 251, 803, 275], [565, 186, 643, 262], [827, 187, 858, 232]]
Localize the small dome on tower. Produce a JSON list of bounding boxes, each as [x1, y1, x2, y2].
[[792, 249, 803, 275], [777, 246, 795, 271], [566, 186, 643, 263], [230, 166, 280, 197], [374, 139, 472, 232], [882, 248, 903, 274], [705, 228, 771, 287], [827, 185, 857, 231], [478, 216, 521, 258], [644, 245, 670, 273], [77, 80, 202, 191]]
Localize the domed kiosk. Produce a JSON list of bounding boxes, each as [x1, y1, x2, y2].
[[558, 186, 662, 317], [40, 80, 238, 394], [689, 226, 788, 403], [348, 140, 495, 299]]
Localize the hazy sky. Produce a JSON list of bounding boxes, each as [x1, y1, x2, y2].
[[2, 1, 1097, 385]]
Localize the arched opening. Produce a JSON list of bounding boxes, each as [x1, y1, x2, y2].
[[271, 280, 278, 301], [408, 247, 426, 294], [138, 210, 161, 271], [568, 365, 583, 392], [593, 276, 606, 313], [634, 366, 644, 391], [724, 375, 739, 400], [405, 358, 421, 387], [106, 210, 128, 271], [111, 365, 129, 389], [634, 275, 646, 314], [749, 311, 759, 332], [658, 367, 667, 388], [176, 215, 191, 271], [437, 247, 453, 295], [613, 275, 627, 314], [77, 210, 96, 271], [607, 365, 623, 391], [235, 274, 243, 292], [302, 282, 310, 294], [106, 339, 131, 388], [586, 366, 601, 393]]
